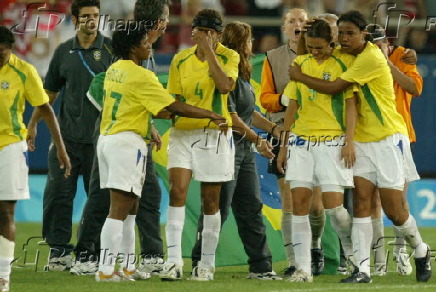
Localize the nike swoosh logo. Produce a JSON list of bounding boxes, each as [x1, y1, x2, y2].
[[70, 50, 75, 53]]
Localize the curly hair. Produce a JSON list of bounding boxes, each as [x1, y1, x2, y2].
[[192, 9, 223, 31], [338, 10, 368, 31], [306, 19, 332, 43], [112, 22, 148, 60], [71, 0, 100, 18], [134, 0, 171, 29], [0, 26, 15, 48], [221, 21, 252, 81]]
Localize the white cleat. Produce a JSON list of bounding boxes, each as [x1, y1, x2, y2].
[[395, 248, 413, 276], [286, 269, 313, 283], [47, 255, 73, 271], [159, 262, 183, 281], [138, 256, 165, 275], [95, 271, 134, 282], [190, 266, 214, 281], [70, 261, 98, 275], [247, 270, 282, 280], [372, 263, 387, 276], [119, 267, 151, 280]]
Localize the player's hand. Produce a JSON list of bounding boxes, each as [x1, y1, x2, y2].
[[192, 29, 213, 52], [150, 125, 162, 151], [26, 122, 37, 152], [276, 147, 288, 175], [210, 114, 228, 134], [57, 148, 71, 178], [341, 139, 356, 169], [402, 48, 417, 65], [289, 63, 302, 81], [256, 138, 274, 159], [272, 125, 284, 140]]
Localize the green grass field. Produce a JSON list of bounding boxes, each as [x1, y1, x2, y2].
[[9, 223, 436, 291]]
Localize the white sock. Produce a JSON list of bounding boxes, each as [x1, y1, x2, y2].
[[393, 226, 406, 254], [309, 212, 325, 249], [99, 218, 124, 275], [371, 218, 385, 265], [352, 217, 372, 277], [166, 206, 185, 266], [394, 214, 427, 258], [120, 215, 136, 272], [199, 211, 221, 269], [0, 236, 14, 282], [292, 215, 312, 274], [325, 206, 353, 257], [281, 211, 295, 266]]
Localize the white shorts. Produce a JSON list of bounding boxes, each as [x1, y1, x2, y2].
[[285, 135, 354, 191], [0, 141, 30, 200], [167, 128, 235, 182], [97, 132, 148, 197], [353, 133, 419, 189]]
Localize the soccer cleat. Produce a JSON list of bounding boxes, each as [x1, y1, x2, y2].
[[394, 248, 412, 276], [47, 255, 73, 271], [70, 261, 98, 275], [286, 269, 313, 283], [159, 262, 183, 281], [371, 263, 387, 276], [337, 266, 349, 275], [311, 248, 324, 276], [247, 271, 282, 280], [0, 279, 9, 292], [95, 271, 134, 282], [138, 256, 165, 275], [415, 245, 432, 282], [283, 266, 297, 278], [119, 267, 151, 280], [190, 266, 214, 281], [340, 272, 372, 283]]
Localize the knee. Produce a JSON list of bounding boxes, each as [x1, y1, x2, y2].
[[0, 204, 15, 222], [385, 209, 408, 226], [202, 196, 219, 215], [169, 185, 187, 207]]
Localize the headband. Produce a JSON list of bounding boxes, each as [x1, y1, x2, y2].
[[192, 16, 223, 32]]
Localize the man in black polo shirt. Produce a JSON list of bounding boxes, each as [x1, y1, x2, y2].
[[28, 0, 112, 270]]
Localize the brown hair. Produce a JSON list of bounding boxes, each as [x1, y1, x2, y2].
[[220, 21, 252, 81]]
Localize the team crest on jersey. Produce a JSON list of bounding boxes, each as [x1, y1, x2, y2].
[[323, 72, 331, 81], [1, 81, 9, 90], [93, 50, 101, 60]]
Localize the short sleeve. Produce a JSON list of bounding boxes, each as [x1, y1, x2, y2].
[[24, 65, 49, 107], [340, 50, 384, 85], [167, 54, 182, 95], [221, 51, 239, 84], [87, 72, 106, 111], [283, 81, 298, 100], [44, 46, 65, 92], [139, 72, 175, 115]]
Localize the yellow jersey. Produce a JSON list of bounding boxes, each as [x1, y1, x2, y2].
[[340, 42, 408, 142], [100, 60, 175, 138], [167, 42, 239, 130], [283, 49, 356, 139], [0, 54, 49, 150]]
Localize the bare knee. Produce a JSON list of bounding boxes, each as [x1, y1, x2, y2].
[[169, 185, 188, 206]]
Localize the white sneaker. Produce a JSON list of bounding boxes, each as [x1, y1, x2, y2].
[[119, 267, 151, 280], [95, 271, 134, 282], [47, 255, 73, 271], [159, 262, 183, 281], [138, 256, 165, 275], [286, 269, 313, 283], [0, 279, 9, 292], [70, 261, 98, 275], [190, 266, 214, 281], [247, 271, 282, 280], [372, 263, 387, 276], [395, 248, 413, 276]]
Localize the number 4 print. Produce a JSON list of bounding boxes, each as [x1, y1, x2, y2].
[[195, 82, 204, 100]]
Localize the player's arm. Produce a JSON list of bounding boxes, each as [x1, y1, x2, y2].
[[341, 94, 357, 169]]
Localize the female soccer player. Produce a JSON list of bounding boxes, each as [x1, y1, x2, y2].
[[0, 26, 71, 291], [160, 9, 239, 281], [96, 22, 226, 282], [277, 19, 357, 283], [289, 10, 431, 283]]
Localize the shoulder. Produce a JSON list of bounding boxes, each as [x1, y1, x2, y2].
[[216, 43, 239, 64], [295, 54, 312, 64], [9, 54, 39, 78]]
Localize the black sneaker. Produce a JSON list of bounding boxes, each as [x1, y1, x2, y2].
[[283, 266, 297, 277], [415, 246, 432, 282], [311, 249, 324, 276], [340, 272, 372, 283]]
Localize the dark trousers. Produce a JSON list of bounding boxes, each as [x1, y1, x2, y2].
[[191, 141, 272, 273], [74, 142, 163, 261], [42, 138, 94, 257]]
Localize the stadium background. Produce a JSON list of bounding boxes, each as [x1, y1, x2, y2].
[[2, 0, 436, 271]]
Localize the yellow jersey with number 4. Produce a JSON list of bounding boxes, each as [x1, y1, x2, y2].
[[167, 42, 239, 130], [340, 42, 408, 142], [100, 60, 175, 138], [283, 49, 356, 139]]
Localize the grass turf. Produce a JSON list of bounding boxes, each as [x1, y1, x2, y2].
[[8, 223, 436, 291]]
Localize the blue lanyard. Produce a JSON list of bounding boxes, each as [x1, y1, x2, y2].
[[77, 50, 96, 77]]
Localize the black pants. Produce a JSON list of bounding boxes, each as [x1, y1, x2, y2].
[[42, 138, 94, 257], [74, 142, 163, 262], [191, 141, 272, 273]]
